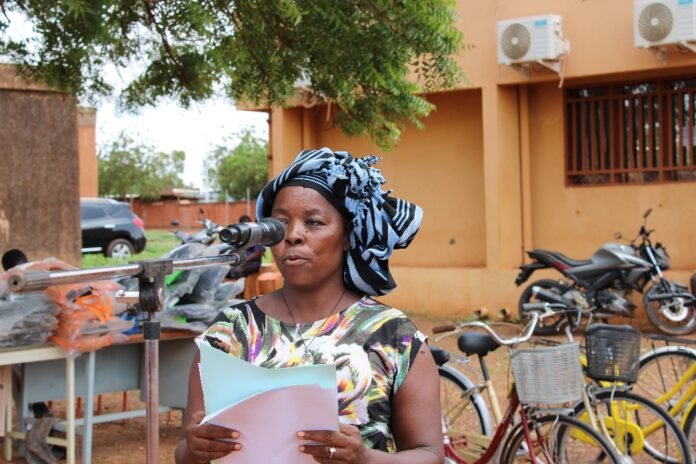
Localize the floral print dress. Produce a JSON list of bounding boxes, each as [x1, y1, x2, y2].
[[202, 296, 426, 453]]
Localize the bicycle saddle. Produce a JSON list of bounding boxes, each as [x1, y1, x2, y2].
[[429, 346, 450, 366], [458, 332, 500, 357]]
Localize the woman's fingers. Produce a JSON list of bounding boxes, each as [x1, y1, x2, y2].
[[297, 426, 366, 463], [297, 429, 339, 444], [300, 443, 338, 463], [186, 411, 242, 459]]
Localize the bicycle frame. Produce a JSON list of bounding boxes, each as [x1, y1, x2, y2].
[[649, 359, 696, 429], [444, 387, 542, 464]]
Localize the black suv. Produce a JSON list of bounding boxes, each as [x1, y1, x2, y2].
[[80, 198, 147, 258]]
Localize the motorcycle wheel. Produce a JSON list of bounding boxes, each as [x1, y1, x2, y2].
[[644, 281, 696, 335], [517, 279, 570, 335]]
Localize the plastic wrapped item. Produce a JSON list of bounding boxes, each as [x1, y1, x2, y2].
[[213, 280, 245, 307], [3, 256, 129, 356], [45, 279, 130, 356], [182, 265, 229, 304], [0, 259, 62, 348], [0, 294, 59, 347], [166, 303, 218, 323]]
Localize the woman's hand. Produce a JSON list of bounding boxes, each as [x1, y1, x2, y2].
[[297, 424, 369, 463], [184, 411, 242, 463]]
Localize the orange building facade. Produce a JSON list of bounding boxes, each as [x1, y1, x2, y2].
[[263, 0, 696, 318]]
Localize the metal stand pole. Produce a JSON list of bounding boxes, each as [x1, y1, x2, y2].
[[144, 316, 160, 464], [137, 260, 171, 464]]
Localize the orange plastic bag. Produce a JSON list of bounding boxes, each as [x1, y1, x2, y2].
[[46, 281, 129, 355], [4, 257, 129, 356]]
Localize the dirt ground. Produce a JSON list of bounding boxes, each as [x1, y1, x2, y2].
[[0, 312, 686, 464]]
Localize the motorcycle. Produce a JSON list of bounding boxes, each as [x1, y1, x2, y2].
[[170, 207, 222, 245], [515, 208, 696, 335]]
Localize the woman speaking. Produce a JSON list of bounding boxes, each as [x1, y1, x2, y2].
[[175, 148, 442, 464]]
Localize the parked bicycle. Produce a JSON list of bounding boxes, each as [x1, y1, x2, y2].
[[521, 303, 692, 463], [631, 333, 696, 459], [516, 208, 696, 336], [431, 306, 622, 463]]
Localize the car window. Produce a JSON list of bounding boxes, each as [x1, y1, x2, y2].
[[80, 205, 107, 220], [105, 202, 126, 216]]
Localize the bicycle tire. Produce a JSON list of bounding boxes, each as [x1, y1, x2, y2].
[[572, 388, 691, 463], [438, 365, 493, 463], [680, 399, 696, 461], [500, 413, 623, 464], [635, 345, 696, 425]]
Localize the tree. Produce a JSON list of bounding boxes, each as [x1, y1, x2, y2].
[[206, 129, 268, 200], [0, 1, 463, 148], [98, 131, 186, 199]]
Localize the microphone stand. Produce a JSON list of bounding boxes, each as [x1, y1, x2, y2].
[[7, 252, 245, 464]]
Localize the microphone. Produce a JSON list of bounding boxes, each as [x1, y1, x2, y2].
[[219, 218, 286, 247]]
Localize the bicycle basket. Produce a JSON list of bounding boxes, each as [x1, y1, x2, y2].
[[510, 342, 583, 405], [584, 323, 640, 384]]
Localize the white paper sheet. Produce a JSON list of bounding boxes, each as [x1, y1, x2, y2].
[[198, 340, 339, 464], [203, 384, 338, 464]]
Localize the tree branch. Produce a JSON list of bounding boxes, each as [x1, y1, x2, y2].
[[142, 0, 191, 87]]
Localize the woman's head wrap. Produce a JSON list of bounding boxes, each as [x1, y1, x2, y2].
[[257, 148, 423, 296]]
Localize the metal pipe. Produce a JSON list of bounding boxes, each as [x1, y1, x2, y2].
[[144, 316, 160, 464], [8, 253, 243, 293]]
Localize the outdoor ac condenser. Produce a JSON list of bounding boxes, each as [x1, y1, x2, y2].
[[634, 0, 696, 48], [496, 15, 567, 66]]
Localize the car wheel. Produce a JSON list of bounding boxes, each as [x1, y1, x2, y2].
[[106, 238, 134, 259]]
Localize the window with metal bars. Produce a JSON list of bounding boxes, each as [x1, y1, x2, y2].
[[565, 79, 696, 185]]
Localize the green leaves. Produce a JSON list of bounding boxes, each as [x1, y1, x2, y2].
[[1, 0, 464, 148], [98, 131, 186, 200], [205, 129, 268, 200]]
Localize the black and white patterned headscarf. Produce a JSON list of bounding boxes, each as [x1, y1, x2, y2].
[[256, 148, 423, 296]]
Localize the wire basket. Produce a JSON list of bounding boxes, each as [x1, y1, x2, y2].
[[584, 323, 641, 384], [510, 342, 583, 405]]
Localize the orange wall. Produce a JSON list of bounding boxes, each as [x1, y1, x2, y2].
[[455, 0, 696, 88], [78, 107, 98, 197], [528, 82, 696, 270], [307, 90, 487, 268], [266, 0, 696, 316]]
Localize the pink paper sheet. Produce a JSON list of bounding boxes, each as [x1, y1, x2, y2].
[[203, 384, 338, 464]]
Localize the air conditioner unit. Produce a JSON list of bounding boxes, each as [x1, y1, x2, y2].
[[497, 15, 567, 66], [634, 0, 696, 48]]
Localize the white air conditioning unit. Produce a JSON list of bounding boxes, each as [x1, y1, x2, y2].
[[634, 0, 696, 48], [497, 15, 567, 66]]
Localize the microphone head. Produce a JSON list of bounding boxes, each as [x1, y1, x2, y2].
[[260, 218, 286, 246]]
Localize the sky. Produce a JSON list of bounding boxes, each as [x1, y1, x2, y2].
[[95, 98, 269, 191], [3, 10, 269, 191]]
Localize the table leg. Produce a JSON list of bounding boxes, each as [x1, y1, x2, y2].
[[66, 356, 75, 464], [2, 365, 12, 461], [82, 350, 95, 464]]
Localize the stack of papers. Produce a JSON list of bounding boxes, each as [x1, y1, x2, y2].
[[199, 341, 338, 464]]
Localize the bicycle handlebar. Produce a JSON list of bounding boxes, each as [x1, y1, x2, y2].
[[433, 305, 560, 346]]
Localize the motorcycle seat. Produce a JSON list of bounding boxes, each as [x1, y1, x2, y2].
[[457, 332, 501, 357], [529, 249, 592, 268], [429, 346, 450, 366]]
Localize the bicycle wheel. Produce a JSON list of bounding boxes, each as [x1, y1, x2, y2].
[[634, 346, 696, 424], [439, 365, 493, 463], [573, 388, 691, 463], [680, 401, 696, 461], [500, 413, 622, 463]]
